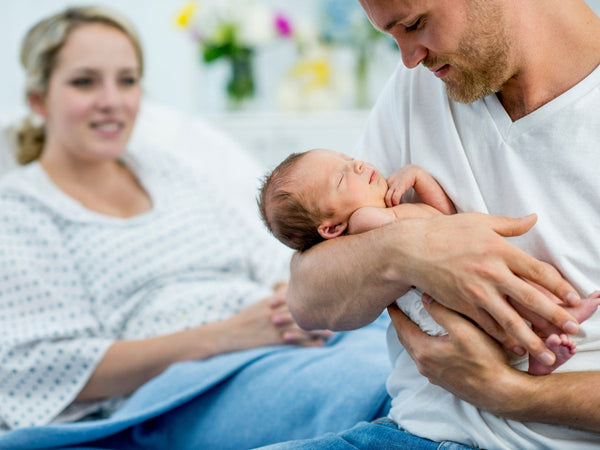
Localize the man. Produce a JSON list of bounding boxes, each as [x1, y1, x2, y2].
[[282, 0, 600, 447]]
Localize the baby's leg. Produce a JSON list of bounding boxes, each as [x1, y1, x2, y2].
[[528, 334, 576, 375], [566, 290, 600, 322], [527, 291, 599, 375], [528, 290, 600, 338]]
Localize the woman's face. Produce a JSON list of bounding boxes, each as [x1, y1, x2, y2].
[[33, 23, 142, 164]]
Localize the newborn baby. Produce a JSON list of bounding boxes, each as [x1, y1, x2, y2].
[[259, 148, 600, 375]]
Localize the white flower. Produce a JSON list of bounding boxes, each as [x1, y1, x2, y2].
[[239, 3, 275, 46]]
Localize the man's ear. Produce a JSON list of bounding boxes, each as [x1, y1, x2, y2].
[[317, 220, 348, 240], [28, 92, 47, 118]]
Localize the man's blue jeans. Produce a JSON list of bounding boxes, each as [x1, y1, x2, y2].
[[258, 417, 474, 449]]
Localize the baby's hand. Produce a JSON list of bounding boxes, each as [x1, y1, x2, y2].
[[386, 165, 456, 214], [385, 165, 416, 206]]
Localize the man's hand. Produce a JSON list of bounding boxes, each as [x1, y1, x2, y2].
[[387, 297, 525, 414], [388, 297, 600, 433], [397, 212, 580, 366], [288, 211, 580, 365]]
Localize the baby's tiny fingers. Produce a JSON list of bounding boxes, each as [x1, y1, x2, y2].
[[385, 190, 394, 207], [391, 191, 402, 206]]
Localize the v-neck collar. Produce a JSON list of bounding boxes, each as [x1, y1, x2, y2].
[[483, 64, 600, 141]]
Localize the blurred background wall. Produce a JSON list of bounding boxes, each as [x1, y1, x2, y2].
[[4, 0, 598, 115], [0, 0, 401, 114], [2, 1, 599, 166]]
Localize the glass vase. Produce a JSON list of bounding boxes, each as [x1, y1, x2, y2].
[[226, 47, 255, 109]]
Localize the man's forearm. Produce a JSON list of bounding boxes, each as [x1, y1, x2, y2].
[[497, 369, 600, 432], [291, 212, 582, 364], [287, 222, 413, 330]]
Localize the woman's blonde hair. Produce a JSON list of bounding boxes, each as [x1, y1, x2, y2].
[[17, 6, 144, 164]]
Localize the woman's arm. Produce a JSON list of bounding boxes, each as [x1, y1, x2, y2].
[[387, 299, 600, 432], [77, 290, 331, 401], [288, 213, 581, 366]]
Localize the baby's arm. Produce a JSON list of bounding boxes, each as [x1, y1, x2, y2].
[[386, 164, 456, 214], [349, 165, 455, 235], [348, 207, 397, 235], [348, 203, 441, 235], [348, 164, 453, 236]]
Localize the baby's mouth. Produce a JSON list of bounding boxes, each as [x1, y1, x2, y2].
[[369, 170, 377, 184]]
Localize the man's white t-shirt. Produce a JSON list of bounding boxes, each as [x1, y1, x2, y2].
[[356, 62, 600, 449]]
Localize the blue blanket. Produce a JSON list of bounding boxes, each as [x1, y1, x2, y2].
[[0, 319, 392, 449]]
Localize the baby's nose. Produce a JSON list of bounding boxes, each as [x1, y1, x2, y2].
[[353, 160, 364, 173]]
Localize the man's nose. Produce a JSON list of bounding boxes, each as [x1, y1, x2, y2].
[[395, 35, 428, 69]]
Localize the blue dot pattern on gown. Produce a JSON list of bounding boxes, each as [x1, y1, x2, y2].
[[0, 146, 292, 431]]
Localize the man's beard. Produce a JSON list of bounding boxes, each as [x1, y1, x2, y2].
[[425, 2, 511, 103]]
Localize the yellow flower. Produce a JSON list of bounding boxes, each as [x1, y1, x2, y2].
[[289, 59, 331, 92], [175, 1, 198, 28]]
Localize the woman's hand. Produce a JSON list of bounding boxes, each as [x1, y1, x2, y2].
[[78, 284, 331, 402], [223, 284, 333, 351]]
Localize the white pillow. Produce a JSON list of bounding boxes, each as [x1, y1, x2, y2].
[[131, 102, 268, 220]]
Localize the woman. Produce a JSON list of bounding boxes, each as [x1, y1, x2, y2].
[[0, 7, 390, 448]]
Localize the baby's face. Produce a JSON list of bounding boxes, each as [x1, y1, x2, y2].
[[295, 149, 388, 221]]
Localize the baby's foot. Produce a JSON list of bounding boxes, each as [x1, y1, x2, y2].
[[565, 292, 600, 323], [533, 294, 600, 337], [528, 334, 576, 376]]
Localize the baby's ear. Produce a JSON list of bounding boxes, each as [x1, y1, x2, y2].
[[317, 221, 348, 240]]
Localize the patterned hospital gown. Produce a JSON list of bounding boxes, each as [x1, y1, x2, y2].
[[0, 147, 291, 431]]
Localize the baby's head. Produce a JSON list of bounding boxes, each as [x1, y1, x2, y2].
[[259, 149, 387, 251]]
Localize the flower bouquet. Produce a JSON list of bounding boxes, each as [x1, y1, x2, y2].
[[176, 0, 292, 107]]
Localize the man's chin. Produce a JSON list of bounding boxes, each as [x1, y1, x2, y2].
[[444, 80, 496, 104]]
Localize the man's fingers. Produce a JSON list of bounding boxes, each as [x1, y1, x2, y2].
[[488, 213, 538, 237], [423, 295, 551, 362], [508, 297, 559, 337], [420, 295, 465, 332], [503, 267, 580, 334], [509, 254, 581, 307], [387, 303, 429, 353], [483, 212, 581, 306], [484, 296, 559, 366], [466, 307, 524, 354]]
